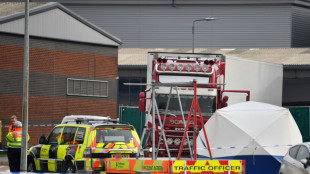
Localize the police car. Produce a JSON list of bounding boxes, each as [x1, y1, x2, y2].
[[27, 115, 140, 173]]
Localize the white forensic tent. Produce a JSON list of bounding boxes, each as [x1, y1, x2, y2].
[[197, 101, 302, 174]]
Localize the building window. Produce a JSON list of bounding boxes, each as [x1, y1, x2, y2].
[[67, 78, 108, 97]]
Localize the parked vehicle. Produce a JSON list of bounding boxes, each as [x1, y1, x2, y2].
[[138, 52, 283, 157], [279, 142, 310, 174], [27, 115, 140, 173]]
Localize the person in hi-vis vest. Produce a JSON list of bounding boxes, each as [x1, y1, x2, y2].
[[8, 115, 17, 132], [6, 121, 30, 172]]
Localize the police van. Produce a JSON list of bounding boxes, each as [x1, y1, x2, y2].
[[27, 115, 140, 173]]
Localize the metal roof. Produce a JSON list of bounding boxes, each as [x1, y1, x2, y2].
[[0, 2, 122, 46], [0, 2, 45, 17], [118, 48, 310, 66]]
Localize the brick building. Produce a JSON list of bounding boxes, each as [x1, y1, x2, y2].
[[0, 3, 121, 146]]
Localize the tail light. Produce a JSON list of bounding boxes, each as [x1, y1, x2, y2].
[[204, 60, 209, 64], [162, 58, 167, 63]]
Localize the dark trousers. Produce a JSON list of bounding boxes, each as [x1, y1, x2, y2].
[[7, 147, 21, 172]]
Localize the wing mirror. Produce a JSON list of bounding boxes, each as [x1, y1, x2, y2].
[[301, 158, 309, 168], [222, 96, 229, 107], [38, 134, 47, 144], [139, 92, 146, 112]]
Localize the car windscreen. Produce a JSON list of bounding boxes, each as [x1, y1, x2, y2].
[[156, 94, 216, 116], [96, 128, 134, 143]]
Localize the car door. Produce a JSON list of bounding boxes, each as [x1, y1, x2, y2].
[[283, 145, 300, 174], [71, 127, 87, 159], [40, 126, 63, 172], [69, 127, 87, 171], [57, 126, 77, 166], [294, 145, 310, 174]]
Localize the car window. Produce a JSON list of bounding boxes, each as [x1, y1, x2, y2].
[[75, 127, 86, 144], [61, 127, 77, 145], [296, 145, 310, 161], [47, 127, 63, 144], [96, 128, 134, 143], [289, 145, 300, 158]]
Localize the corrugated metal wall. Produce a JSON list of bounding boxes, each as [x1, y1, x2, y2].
[[292, 5, 310, 47], [63, 4, 292, 48]]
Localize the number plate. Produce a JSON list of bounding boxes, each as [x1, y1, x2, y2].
[[111, 153, 130, 158]]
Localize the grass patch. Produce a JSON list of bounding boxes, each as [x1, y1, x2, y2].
[[0, 153, 7, 157]]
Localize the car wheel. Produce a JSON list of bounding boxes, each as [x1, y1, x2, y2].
[[27, 158, 36, 172], [65, 161, 76, 173]]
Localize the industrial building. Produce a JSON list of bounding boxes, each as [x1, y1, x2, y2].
[[1, 0, 310, 144], [0, 2, 121, 145], [40, 0, 310, 106], [40, 0, 310, 48]]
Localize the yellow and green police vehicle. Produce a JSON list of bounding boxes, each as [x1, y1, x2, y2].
[[27, 115, 140, 173]]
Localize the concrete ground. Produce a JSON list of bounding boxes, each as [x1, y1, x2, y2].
[[0, 157, 8, 166], [0, 157, 9, 172], [0, 166, 9, 173], [0, 157, 29, 173]]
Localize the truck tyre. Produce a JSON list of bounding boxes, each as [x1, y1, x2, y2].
[[27, 158, 36, 172], [65, 161, 76, 173]]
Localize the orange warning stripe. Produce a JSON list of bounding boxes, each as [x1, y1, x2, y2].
[[104, 159, 245, 174], [173, 160, 245, 174]]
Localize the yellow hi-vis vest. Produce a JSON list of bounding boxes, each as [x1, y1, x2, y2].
[[6, 129, 29, 148]]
